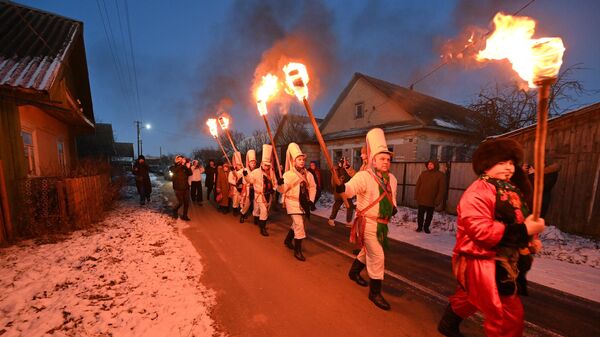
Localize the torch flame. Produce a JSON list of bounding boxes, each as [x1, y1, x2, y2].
[[255, 73, 280, 116], [218, 116, 230, 130], [206, 118, 218, 137], [283, 62, 310, 101], [477, 13, 565, 88]]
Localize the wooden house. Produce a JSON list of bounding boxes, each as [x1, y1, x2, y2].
[[0, 1, 95, 237]]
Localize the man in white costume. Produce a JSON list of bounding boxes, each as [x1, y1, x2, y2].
[[243, 144, 278, 236], [228, 151, 244, 217], [239, 149, 256, 223], [336, 128, 398, 311], [278, 142, 316, 261]]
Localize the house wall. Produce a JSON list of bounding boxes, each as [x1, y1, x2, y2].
[[0, 96, 27, 237], [504, 105, 600, 237], [321, 78, 413, 135], [19, 104, 73, 177]]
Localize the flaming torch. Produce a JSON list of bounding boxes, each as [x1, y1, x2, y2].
[[255, 73, 283, 178], [283, 62, 350, 207], [207, 118, 231, 166], [477, 13, 565, 220], [217, 115, 238, 153]]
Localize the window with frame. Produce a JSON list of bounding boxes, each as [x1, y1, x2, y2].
[[430, 144, 439, 160], [22, 131, 36, 176], [354, 102, 364, 119], [57, 141, 67, 174]]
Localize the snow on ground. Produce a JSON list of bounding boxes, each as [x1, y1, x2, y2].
[[0, 175, 220, 337], [314, 192, 600, 303]]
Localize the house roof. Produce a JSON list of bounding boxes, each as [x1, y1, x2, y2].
[[320, 72, 478, 138], [491, 101, 600, 139], [76, 123, 116, 158], [273, 113, 323, 144], [114, 142, 134, 158], [0, 1, 80, 91]]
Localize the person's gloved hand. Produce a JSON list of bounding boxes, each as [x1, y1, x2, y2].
[[243, 169, 248, 176], [335, 183, 345, 194], [392, 207, 398, 217], [277, 178, 284, 185]]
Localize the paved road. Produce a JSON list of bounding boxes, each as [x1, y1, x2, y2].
[[162, 183, 600, 337]]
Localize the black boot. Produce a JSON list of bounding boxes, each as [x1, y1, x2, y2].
[[259, 220, 269, 236], [253, 216, 259, 226], [368, 279, 391, 311], [284, 230, 295, 250], [239, 212, 246, 223], [294, 239, 306, 261], [437, 304, 465, 337], [348, 259, 368, 287], [233, 207, 240, 216], [416, 226, 423, 232]]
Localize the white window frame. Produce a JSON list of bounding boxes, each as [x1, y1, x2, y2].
[[21, 129, 39, 176], [57, 140, 67, 175]]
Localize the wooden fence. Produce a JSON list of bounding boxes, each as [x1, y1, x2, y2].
[[16, 174, 111, 236], [320, 162, 476, 215]]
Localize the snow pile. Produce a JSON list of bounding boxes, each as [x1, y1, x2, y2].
[[0, 193, 218, 336], [317, 192, 600, 269]]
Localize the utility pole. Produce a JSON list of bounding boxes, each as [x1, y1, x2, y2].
[[134, 120, 141, 157]]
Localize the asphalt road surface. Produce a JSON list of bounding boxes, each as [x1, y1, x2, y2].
[[162, 183, 600, 337]]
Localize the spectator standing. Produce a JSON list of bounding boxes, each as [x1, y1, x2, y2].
[[132, 155, 151, 205], [216, 163, 231, 213], [205, 159, 217, 201], [414, 160, 446, 234], [189, 160, 204, 205], [328, 157, 356, 227], [307, 161, 322, 210], [171, 155, 192, 220]]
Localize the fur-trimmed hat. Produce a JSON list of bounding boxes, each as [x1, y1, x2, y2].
[[472, 138, 524, 175]]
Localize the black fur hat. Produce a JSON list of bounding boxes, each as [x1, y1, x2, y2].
[[472, 138, 524, 175]]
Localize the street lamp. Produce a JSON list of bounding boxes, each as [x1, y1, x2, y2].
[[135, 120, 152, 156]]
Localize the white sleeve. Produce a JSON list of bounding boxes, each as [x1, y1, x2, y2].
[[345, 172, 366, 198]]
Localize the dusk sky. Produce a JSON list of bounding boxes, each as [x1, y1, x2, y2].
[[16, 0, 600, 157]]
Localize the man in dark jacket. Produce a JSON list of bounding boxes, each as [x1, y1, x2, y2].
[[171, 155, 192, 220], [133, 155, 151, 205], [328, 157, 356, 227], [307, 161, 322, 210], [204, 159, 217, 202], [414, 160, 446, 233]]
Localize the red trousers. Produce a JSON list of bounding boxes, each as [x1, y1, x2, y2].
[[449, 257, 524, 337]]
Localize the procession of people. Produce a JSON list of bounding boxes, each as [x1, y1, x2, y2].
[[134, 126, 546, 336]]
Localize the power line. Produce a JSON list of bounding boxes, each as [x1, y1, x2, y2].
[[124, 0, 143, 121], [409, 0, 537, 89]]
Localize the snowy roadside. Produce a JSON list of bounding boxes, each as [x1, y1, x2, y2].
[[0, 176, 220, 337], [314, 192, 600, 303]]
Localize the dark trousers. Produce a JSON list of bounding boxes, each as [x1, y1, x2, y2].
[[417, 205, 435, 230], [314, 188, 322, 205], [329, 198, 354, 222], [174, 189, 190, 217], [206, 182, 215, 201], [190, 181, 203, 202]]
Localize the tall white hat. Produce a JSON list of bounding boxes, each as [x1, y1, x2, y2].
[[232, 151, 243, 167], [262, 144, 273, 165], [366, 128, 393, 166], [246, 149, 256, 168], [285, 142, 306, 172]]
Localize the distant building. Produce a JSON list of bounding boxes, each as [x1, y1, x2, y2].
[[273, 112, 322, 167], [320, 73, 481, 169], [76, 123, 116, 162], [0, 1, 95, 234], [113, 142, 135, 170]]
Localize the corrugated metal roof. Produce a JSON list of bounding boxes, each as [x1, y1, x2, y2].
[[0, 1, 80, 92]]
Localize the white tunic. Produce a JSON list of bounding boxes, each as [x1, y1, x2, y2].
[[281, 168, 316, 215], [244, 167, 278, 203]]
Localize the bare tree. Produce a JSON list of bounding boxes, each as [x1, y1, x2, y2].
[[191, 147, 224, 165], [270, 111, 313, 145], [467, 64, 596, 138]]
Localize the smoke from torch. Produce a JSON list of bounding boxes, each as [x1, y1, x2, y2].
[[477, 12, 565, 220]]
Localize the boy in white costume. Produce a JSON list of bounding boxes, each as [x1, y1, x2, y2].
[[228, 151, 244, 217], [278, 142, 316, 261], [243, 144, 278, 236], [239, 149, 256, 223], [336, 128, 398, 311]]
